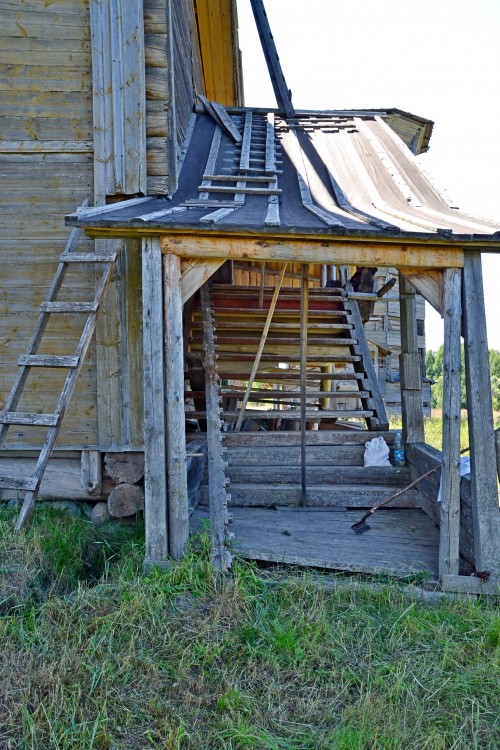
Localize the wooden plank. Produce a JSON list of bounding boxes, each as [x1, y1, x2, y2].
[[235, 264, 288, 431], [180, 258, 225, 303], [199, 484, 419, 509], [192, 507, 439, 577], [198, 430, 397, 448], [163, 254, 189, 559], [89, 0, 146, 197], [18, 355, 79, 368], [300, 264, 309, 504], [439, 268, 462, 577], [441, 574, 500, 595], [225, 465, 410, 485], [200, 283, 232, 571], [462, 252, 500, 573], [0, 413, 58, 427], [161, 237, 465, 269], [142, 237, 169, 565], [399, 274, 425, 443]]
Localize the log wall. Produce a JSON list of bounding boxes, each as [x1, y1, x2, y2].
[[0, 0, 97, 449]]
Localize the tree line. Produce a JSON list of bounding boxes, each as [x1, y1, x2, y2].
[[425, 346, 500, 409]]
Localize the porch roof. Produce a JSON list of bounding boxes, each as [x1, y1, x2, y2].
[[66, 104, 500, 248]]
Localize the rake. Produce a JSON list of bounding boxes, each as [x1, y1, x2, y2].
[[351, 445, 470, 535]]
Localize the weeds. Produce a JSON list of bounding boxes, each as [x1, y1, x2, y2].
[[1, 504, 498, 749]]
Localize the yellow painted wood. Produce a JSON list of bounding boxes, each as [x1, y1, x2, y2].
[[194, 0, 239, 105]]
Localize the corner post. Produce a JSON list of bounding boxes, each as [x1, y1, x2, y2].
[[439, 268, 462, 576], [142, 238, 169, 567], [399, 274, 425, 444], [163, 253, 189, 559], [462, 252, 500, 573]]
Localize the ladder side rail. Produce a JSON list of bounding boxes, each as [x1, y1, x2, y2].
[[15, 245, 123, 531]]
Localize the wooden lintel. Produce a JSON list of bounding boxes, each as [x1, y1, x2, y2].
[[161, 236, 464, 269], [180, 258, 225, 303]]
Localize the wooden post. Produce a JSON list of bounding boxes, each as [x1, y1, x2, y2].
[[163, 254, 189, 560], [300, 263, 309, 505], [462, 252, 500, 574], [399, 274, 425, 444], [439, 268, 462, 576], [142, 238, 169, 567]]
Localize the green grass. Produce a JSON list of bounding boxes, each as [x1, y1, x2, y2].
[[1, 505, 499, 749], [389, 415, 471, 452]]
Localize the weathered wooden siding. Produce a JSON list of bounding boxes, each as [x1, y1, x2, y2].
[[144, 0, 204, 195], [0, 0, 98, 450]]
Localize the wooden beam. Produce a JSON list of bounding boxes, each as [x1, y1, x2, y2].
[[300, 264, 309, 505], [161, 236, 464, 269], [439, 268, 462, 577], [164, 254, 189, 559], [401, 268, 444, 315], [462, 252, 500, 574], [142, 238, 169, 567], [441, 574, 500, 596], [399, 274, 425, 444], [181, 258, 225, 303]]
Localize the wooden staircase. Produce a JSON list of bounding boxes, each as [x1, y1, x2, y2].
[[187, 282, 389, 430], [193, 429, 415, 508], [185, 280, 411, 510], [0, 213, 121, 530]]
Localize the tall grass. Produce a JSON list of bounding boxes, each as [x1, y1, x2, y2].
[[1, 505, 499, 749]]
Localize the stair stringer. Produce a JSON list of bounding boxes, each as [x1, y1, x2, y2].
[[200, 282, 233, 571]]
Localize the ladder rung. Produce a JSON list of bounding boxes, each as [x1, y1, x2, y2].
[[0, 475, 38, 491], [0, 412, 58, 426], [60, 253, 118, 263], [41, 302, 98, 313], [18, 355, 80, 368]]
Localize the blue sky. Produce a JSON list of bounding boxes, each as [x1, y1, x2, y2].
[[236, 0, 500, 350]]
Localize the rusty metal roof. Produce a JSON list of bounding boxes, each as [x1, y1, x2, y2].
[[67, 106, 500, 244]]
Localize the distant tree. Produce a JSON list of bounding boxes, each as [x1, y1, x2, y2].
[[426, 346, 500, 410]]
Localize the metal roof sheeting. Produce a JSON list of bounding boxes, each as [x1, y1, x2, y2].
[[67, 106, 500, 244]]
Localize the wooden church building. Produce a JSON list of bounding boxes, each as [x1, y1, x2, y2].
[[1, 0, 499, 593]]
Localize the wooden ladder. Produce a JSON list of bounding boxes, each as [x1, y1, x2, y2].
[[0, 211, 122, 530]]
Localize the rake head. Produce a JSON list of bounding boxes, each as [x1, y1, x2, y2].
[[351, 520, 371, 535]]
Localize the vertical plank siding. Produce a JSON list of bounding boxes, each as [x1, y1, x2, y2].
[[0, 0, 98, 449]]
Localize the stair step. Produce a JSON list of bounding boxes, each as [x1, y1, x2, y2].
[[0, 475, 38, 491], [192, 321, 353, 331], [215, 371, 366, 382], [193, 336, 358, 346], [225, 465, 410, 485], [19, 355, 80, 368], [198, 484, 419, 508], [61, 253, 118, 263], [187, 390, 369, 400], [210, 353, 362, 363], [41, 302, 98, 313], [0, 412, 58, 427], [190, 409, 374, 420]]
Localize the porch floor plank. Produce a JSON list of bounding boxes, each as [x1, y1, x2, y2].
[[191, 507, 440, 577]]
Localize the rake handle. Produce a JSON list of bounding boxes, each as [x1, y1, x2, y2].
[[358, 445, 470, 524]]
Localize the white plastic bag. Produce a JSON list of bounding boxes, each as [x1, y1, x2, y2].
[[437, 456, 471, 502], [364, 436, 391, 467]]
